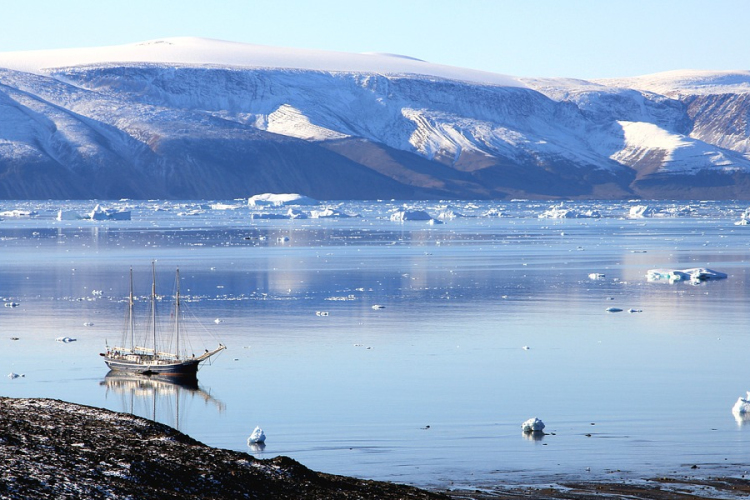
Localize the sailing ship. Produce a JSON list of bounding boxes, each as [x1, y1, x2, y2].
[[102, 263, 226, 377]]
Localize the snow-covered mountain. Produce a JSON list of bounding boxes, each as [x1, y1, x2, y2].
[[0, 37, 749, 200]]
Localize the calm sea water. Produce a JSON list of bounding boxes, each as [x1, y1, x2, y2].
[[2, 200, 750, 489]]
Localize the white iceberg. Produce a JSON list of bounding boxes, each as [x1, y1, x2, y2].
[[248, 426, 266, 444], [732, 392, 750, 415], [390, 209, 432, 221], [521, 417, 545, 433], [88, 204, 131, 221], [628, 205, 658, 218], [646, 268, 727, 284], [248, 193, 318, 207]]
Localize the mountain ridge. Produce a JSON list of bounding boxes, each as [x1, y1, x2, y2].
[[0, 38, 749, 200]]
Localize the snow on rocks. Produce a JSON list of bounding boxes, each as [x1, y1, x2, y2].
[[248, 193, 318, 207], [521, 417, 545, 433], [248, 426, 266, 444]]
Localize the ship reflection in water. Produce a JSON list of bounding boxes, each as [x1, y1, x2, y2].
[[100, 371, 225, 431]]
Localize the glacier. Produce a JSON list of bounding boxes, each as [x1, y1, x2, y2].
[[0, 37, 749, 200]]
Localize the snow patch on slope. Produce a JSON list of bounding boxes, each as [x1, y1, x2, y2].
[[614, 121, 738, 174], [265, 104, 349, 141]]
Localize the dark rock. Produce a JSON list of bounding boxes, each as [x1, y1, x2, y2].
[[0, 397, 445, 499]]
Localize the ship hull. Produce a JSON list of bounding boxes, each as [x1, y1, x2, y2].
[[104, 357, 200, 377]]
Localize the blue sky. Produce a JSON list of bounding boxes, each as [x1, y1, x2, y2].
[[2, 0, 748, 79]]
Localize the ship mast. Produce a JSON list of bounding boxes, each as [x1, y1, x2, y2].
[[151, 261, 157, 355], [128, 267, 135, 349], [175, 267, 181, 359]]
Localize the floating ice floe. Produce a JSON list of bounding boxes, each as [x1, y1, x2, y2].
[[538, 204, 600, 219], [210, 202, 242, 210], [88, 204, 131, 221], [646, 268, 727, 284], [248, 426, 266, 444], [0, 209, 37, 218], [55, 336, 77, 343], [248, 193, 318, 207], [390, 209, 432, 222], [521, 417, 545, 433], [435, 209, 464, 220], [310, 207, 356, 218], [57, 210, 84, 221], [250, 212, 290, 220], [286, 208, 308, 219]]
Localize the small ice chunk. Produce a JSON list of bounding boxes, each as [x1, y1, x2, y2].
[[214, 318, 224, 324], [390, 209, 432, 221], [371, 305, 385, 310], [57, 210, 83, 221], [588, 273, 605, 280], [7, 372, 23, 379], [56, 336, 77, 343], [83, 322, 94, 327], [732, 392, 750, 415], [522, 346, 530, 350], [522, 417, 545, 433], [647, 268, 727, 284], [316, 311, 329, 316], [248, 426, 266, 444], [248, 193, 318, 207]]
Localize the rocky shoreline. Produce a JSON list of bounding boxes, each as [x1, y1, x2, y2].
[[1, 397, 748, 499]]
